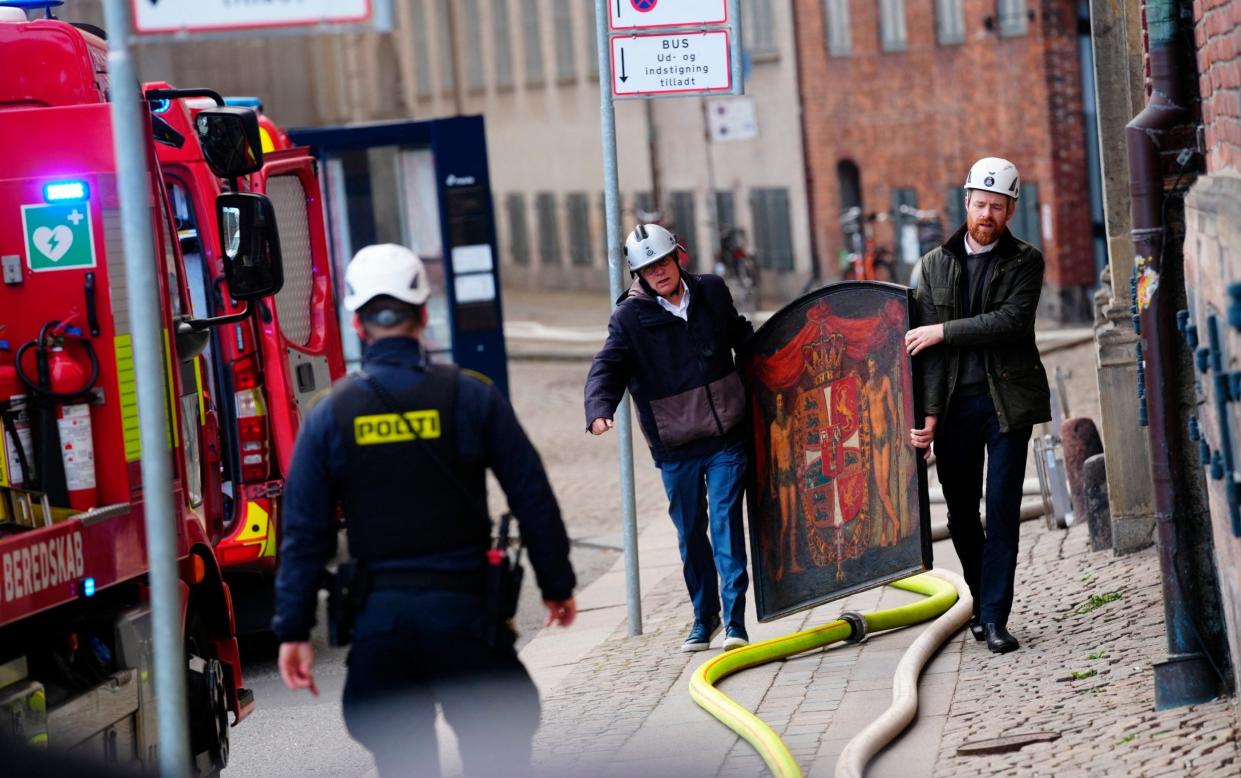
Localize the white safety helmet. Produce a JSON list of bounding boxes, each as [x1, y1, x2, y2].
[[624, 223, 679, 273], [964, 157, 1020, 201], [343, 243, 431, 312]]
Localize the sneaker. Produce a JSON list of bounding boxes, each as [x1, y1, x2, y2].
[[722, 626, 749, 651], [681, 618, 722, 652]]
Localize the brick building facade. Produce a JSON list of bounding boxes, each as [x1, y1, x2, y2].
[[793, 0, 1099, 320]]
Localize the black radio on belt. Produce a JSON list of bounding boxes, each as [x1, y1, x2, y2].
[[484, 512, 525, 650]]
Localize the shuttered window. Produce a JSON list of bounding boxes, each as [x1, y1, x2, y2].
[[584, 1, 599, 77], [879, 0, 908, 52], [464, 0, 485, 91], [436, 0, 456, 94], [411, 0, 433, 99], [506, 193, 530, 266], [823, 0, 852, 57], [745, 0, 778, 54], [936, 0, 966, 44], [997, 0, 1029, 36], [716, 191, 736, 232], [1008, 183, 1041, 248], [554, 0, 576, 82], [567, 192, 592, 265], [669, 191, 697, 263], [492, 0, 515, 89], [750, 188, 794, 271], [523, 0, 545, 85], [536, 192, 560, 264]]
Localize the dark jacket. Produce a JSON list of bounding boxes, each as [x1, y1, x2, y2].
[[273, 337, 575, 643], [913, 224, 1052, 432], [584, 272, 753, 462]]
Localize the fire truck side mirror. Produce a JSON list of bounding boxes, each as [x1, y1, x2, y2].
[[195, 107, 264, 178], [216, 192, 284, 301]]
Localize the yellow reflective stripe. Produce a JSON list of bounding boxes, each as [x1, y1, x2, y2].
[[163, 329, 178, 448], [115, 334, 142, 461], [353, 410, 442, 445], [460, 368, 493, 385], [194, 356, 205, 420]]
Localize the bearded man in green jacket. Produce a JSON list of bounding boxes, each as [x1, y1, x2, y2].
[[904, 157, 1052, 655]]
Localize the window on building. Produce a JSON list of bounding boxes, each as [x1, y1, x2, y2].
[[523, 0, 545, 85], [411, 0, 433, 99], [891, 187, 919, 265], [751, 188, 794, 271], [837, 160, 864, 256], [716, 191, 737, 233], [506, 193, 530, 265], [669, 191, 698, 265], [745, 0, 778, 55], [945, 186, 965, 230], [436, 0, 456, 94], [634, 191, 655, 221], [584, 0, 599, 77], [554, 0, 577, 82], [997, 0, 1029, 36], [492, 0, 515, 88], [936, 0, 966, 44], [879, 0, 908, 52], [536, 192, 560, 264], [1007, 182, 1041, 248], [463, 0, 485, 91], [823, 0, 852, 56], [566, 192, 592, 265]]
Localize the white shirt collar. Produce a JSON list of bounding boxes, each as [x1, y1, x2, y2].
[[655, 281, 691, 321], [964, 233, 998, 256]]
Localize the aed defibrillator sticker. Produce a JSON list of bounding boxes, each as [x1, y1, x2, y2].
[[21, 202, 97, 272], [354, 411, 442, 445]]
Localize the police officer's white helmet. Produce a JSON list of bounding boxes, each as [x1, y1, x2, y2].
[[624, 223, 679, 273], [344, 244, 431, 312], [964, 157, 1020, 201]]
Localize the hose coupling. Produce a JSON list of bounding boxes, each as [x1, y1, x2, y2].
[[839, 611, 869, 645]]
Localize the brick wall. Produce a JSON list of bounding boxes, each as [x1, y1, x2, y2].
[[1195, 0, 1241, 173], [794, 0, 1095, 319]]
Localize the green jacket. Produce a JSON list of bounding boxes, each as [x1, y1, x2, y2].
[[913, 224, 1051, 432]]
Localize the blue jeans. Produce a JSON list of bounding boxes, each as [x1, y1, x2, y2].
[[341, 588, 540, 777], [934, 392, 1033, 625], [657, 442, 749, 630]]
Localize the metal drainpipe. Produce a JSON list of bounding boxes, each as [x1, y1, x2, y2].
[[1125, 0, 1219, 709]]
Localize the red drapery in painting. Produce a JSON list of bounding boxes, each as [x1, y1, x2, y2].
[[746, 299, 906, 489]]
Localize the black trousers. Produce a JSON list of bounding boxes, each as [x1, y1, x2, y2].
[[934, 392, 1033, 625], [341, 588, 541, 777]]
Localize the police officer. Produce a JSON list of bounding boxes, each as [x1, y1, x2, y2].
[[274, 244, 577, 777]]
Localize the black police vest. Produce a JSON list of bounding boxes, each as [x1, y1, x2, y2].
[[332, 365, 490, 560]]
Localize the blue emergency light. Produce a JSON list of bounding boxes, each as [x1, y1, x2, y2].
[[82, 577, 96, 597], [43, 180, 89, 202], [150, 98, 172, 114]]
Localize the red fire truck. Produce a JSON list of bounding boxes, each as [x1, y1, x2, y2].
[[147, 85, 345, 634], [0, 12, 285, 773]]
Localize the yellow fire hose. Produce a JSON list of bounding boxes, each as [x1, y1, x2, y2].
[[689, 570, 971, 778]]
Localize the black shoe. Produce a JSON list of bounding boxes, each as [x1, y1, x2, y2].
[[968, 616, 985, 641], [983, 623, 1019, 654]]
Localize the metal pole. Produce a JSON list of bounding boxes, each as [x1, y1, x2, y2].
[[101, 1, 191, 774], [595, 0, 642, 636], [700, 97, 720, 273], [728, 0, 744, 95]]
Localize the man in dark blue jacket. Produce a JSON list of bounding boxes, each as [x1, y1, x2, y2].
[[585, 224, 753, 653], [274, 244, 576, 777]]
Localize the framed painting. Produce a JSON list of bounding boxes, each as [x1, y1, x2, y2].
[[740, 281, 932, 622]]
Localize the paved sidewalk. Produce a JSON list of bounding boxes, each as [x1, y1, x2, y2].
[[518, 492, 1239, 777]]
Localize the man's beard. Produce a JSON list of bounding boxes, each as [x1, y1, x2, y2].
[[967, 216, 1002, 246]]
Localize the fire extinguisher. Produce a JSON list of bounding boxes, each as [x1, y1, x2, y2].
[[16, 322, 100, 512]]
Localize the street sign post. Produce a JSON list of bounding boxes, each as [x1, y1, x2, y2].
[[611, 31, 732, 98], [595, 0, 744, 638], [609, 0, 728, 30]]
